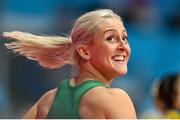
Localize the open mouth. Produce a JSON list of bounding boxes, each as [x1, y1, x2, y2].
[[111, 55, 126, 63]]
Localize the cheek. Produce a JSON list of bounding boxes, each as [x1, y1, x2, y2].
[[97, 46, 114, 59], [91, 43, 113, 56], [175, 94, 180, 108], [90, 45, 113, 65], [127, 44, 131, 57]]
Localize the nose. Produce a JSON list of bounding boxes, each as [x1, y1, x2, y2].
[[117, 39, 126, 50]]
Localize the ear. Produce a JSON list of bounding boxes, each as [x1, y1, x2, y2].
[[76, 44, 91, 60]]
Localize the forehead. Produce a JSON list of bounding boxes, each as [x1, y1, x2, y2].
[[97, 18, 126, 34]]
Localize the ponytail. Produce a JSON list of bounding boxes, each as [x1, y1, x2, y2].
[[3, 31, 72, 69]]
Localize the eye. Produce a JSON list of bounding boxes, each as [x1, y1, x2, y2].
[[122, 36, 128, 42], [106, 35, 118, 43]]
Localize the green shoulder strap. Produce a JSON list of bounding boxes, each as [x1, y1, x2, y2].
[[73, 80, 110, 118]]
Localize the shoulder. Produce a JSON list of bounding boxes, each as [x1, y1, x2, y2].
[[105, 88, 136, 118], [82, 87, 133, 107], [39, 88, 57, 100], [80, 86, 136, 119], [36, 88, 57, 118], [81, 86, 131, 107], [108, 88, 133, 103], [23, 88, 58, 119], [38, 88, 57, 108]]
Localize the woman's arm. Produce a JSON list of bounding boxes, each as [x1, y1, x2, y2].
[[22, 88, 57, 119], [80, 87, 136, 119], [105, 88, 137, 119], [22, 102, 39, 119]]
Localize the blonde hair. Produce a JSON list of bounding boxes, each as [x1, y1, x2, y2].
[[3, 9, 122, 69]]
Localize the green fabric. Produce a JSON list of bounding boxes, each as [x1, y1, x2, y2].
[[46, 79, 110, 119]]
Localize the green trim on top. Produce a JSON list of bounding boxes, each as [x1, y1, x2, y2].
[[46, 79, 110, 119], [67, 79, 110, 118]]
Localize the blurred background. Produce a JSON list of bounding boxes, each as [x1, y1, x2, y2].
[[0, 0, 180, 118]]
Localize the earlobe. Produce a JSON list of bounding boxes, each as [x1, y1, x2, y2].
[[76, 45, 91, 60]]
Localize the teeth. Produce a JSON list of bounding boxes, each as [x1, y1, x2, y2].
[[112, 55, 125, 61]]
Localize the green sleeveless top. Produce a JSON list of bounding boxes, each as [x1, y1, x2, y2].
[[46, 79, 110, 119]]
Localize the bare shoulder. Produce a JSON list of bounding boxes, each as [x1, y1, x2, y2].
[[38, 88, 57, 107], [35, 88, 58, 118], [23, 88, 57, 119], [106, 88, 136, 118], [80, 87, 136, 119], [37, 88, 57, 113], [81, 87, 131, 107], [109, 88, 132, 101], [80, 86, 110, 118]]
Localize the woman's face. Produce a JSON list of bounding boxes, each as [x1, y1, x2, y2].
[[89, 18, 131, 80], [174, 80, 180, 109]]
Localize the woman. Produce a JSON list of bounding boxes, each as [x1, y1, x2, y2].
[[3, 9, 136, 119], [153, 73, 180, 119]]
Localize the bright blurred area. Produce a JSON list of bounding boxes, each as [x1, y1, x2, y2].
[[0, 0, 180, 118]]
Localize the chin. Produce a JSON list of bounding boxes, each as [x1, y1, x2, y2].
[[119, 71, 127, 76], [111, 63, 128, 76], [116, 68, 128, 76]]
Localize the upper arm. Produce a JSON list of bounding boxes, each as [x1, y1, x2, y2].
[[22, 88, 57, 119], [104, 89, 137, 119]]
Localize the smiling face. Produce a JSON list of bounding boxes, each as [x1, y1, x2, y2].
[[88, 18, 131, 80]]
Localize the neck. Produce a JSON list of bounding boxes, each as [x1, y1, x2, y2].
[[74, 62, 113, 86]]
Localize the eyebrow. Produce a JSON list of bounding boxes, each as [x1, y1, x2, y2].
[[122, 29, 127, 34], [103, 28, 127, 35]]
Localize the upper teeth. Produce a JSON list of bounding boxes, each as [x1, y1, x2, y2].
[[113, 55, 125, 61]]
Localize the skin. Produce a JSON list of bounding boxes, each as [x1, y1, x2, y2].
[[23, 18, 136, 119]]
